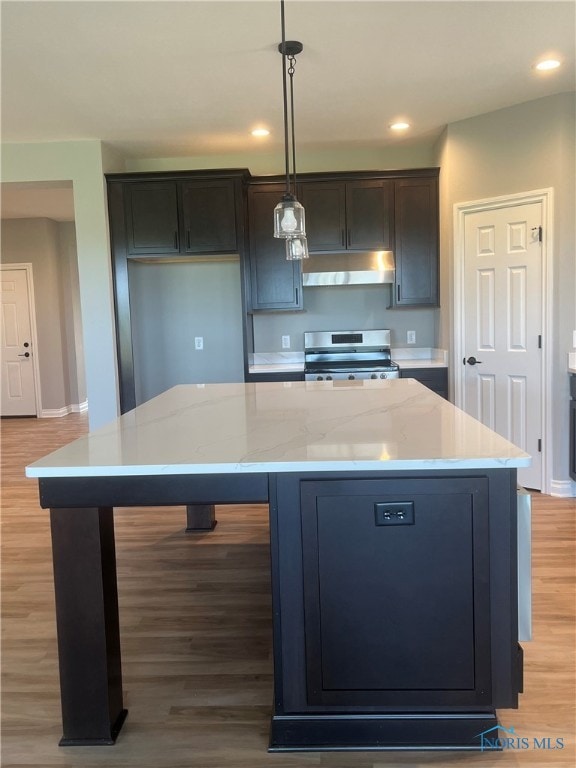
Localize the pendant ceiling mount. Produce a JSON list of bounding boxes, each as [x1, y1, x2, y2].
[[278, 41, 303, 56]]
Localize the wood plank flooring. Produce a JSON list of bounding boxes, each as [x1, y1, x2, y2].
[[1, 413, 575, 767]]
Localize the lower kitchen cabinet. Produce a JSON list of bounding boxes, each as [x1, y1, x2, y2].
[[400, 367, 448, 398], [246, 372, 304, 383], [247, 184, 303, 311], [269, 469, 521, 749]]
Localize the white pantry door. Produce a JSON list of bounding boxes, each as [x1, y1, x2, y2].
[[1, 267, 37, 416], [462, 202, 543, 490]]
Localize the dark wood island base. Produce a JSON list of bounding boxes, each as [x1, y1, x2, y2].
[[43, 467, 521, 752]]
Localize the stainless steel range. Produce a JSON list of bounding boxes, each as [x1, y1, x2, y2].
[[304, 329, 400, 381]]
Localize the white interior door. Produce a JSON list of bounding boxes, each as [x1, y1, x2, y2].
[[462, 202, 543, 490], [1, 267, 37, 416]]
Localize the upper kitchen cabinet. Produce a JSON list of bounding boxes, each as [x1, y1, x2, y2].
[[300, 179, 393, 252], [125, 182, 180, 255], [392, 176, 439, 307], [346, 180, 393, 250], [180, 180, 238, 254], [116, 172, 245, 258], [299, 182, 347, 251], [247, 184, 303, 311]]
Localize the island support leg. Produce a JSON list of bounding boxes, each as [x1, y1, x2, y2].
[[185, 504, 217, 531], [50, 506, 127, 745]]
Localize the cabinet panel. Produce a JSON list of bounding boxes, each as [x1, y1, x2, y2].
[[393, 178, 439, 306], [181, 180, 237, 253], [126, 183, 179, 255], [300, 182, 346, 252], [248, 185, 302, 311], [299, 477, 492, 707], [346, 180, 393, 250]]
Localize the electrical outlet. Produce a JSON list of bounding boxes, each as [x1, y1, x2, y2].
[[407, 330, 416, 344], [194, 336, 204, 350], [282, 335, 291, 349]]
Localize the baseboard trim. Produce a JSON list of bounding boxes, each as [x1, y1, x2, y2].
[[549, 479, 576, 498], [40, 401, 88, 418]]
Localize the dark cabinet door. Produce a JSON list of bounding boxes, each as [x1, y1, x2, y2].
[[346, 180, 393, 250], [400, 367, 448, 399], [300, 182, 346, 252], [299, 477, 492, 708], [181, 180, 238, 254], [247, 185, 302, 311], [125, 182, 179, 255], [393, 177, 439, 306]]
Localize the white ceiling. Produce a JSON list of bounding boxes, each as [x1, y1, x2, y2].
[[1, 0, 574, 220]]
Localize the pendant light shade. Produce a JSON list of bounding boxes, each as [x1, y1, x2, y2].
[[274, 1, 309, 258], [285, 234, 309, 261], [273, 195, 306, 239]]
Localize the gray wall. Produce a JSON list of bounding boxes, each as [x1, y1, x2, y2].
[[435, 91, 576, 489], [1, 218, 86, 412], [58, 221, 86, 406], [253, 285, 439, 351], [129, 259, 244, 405], [3, 141, 122, 430]]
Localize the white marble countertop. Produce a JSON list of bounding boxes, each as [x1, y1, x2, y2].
[[392, 348, 448, 369], [248, 348, 448, 374], [569, 352, 576, 374], [26, 380, 529, 478]]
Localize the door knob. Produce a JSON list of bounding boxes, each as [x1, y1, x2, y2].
[[464, 356, 483, 366], [18, 352, 30, 358]]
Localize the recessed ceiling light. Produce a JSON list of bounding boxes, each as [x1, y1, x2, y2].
[[390, 122, 410, 131], [251, 128, 270, 137], [534, 59, 561, 71]]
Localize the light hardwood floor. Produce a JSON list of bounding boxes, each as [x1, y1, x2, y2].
[[1, 413, 575, 767]]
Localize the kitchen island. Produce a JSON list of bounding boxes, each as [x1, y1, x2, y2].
[[26, 379, 529, 751]]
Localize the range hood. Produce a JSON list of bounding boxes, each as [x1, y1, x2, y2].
[[302, 251, 395, 286]]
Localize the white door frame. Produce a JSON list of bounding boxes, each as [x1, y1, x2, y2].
[[1, 263, 43, 417], [453, 188, 553, 495]]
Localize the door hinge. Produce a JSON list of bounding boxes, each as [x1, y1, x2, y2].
[[538, 334, 542, 349], [532, 226, 542, 243], [537, 439, 542, 453]]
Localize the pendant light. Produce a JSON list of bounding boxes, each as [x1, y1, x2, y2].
[[273, 0, 309, 260]]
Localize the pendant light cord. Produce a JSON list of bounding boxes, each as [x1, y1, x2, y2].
[[280, 0, 291, 197], [288, 54, 297, 197]]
